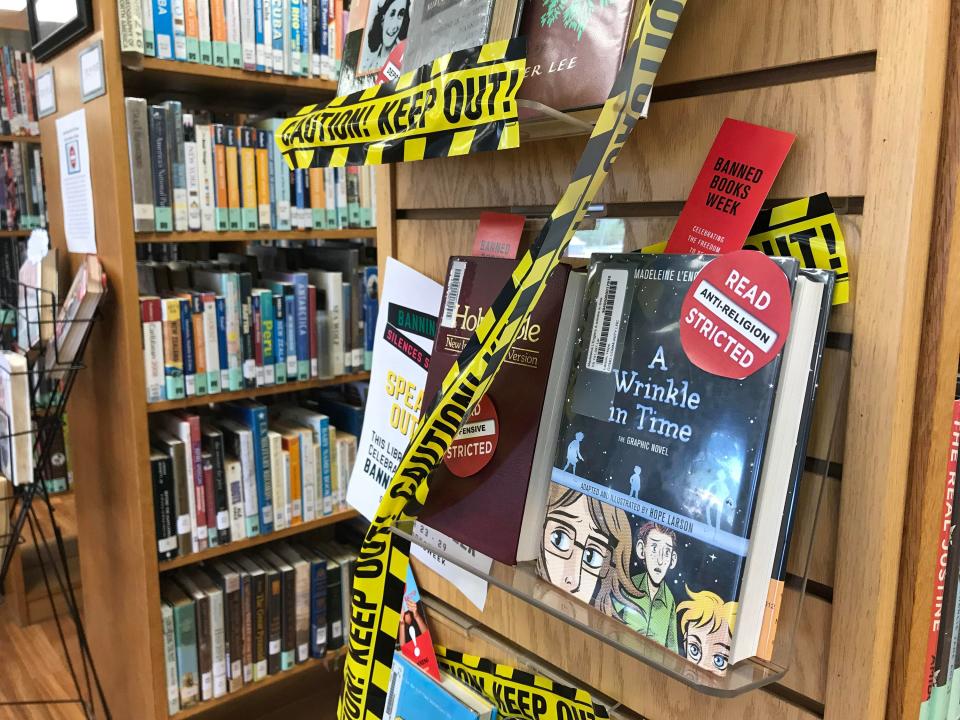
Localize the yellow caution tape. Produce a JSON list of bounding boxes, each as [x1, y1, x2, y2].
[[436, 647, 611, 720], [338, 2, 688, 718], [276, 39, 525, 168], [642, 194, 850, 305]]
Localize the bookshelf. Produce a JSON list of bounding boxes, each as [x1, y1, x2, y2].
[[0, 134, 40, 144], [33, 1, 364, 718]]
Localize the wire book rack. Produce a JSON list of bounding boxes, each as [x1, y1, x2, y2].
[[0, 278, 111, 720]]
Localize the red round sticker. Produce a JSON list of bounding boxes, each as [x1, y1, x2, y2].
[[679, 250, 792, 379], [443, 395, 499, 478]]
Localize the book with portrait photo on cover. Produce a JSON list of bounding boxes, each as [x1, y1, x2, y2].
[[536, 252, 833, 674]]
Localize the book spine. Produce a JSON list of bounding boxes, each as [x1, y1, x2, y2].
[[126, 98, 156, 232], [172, 600, 200, 707], [161, 604, 180, 715], [271, 0, 284, 73], [184, 417, 208, 551], [307, 284, 318, 377], [293, 278, 309, 380], [190, 295, 208, 396], [335, 166, 347, 228], [201, 453, 218, 547], [153, 0, 175, 59], [269, 433, 286, 529], [196, 0, 212, 63], [309, 166, 324, 229], [178, 298, 196, 396], [325, 559, 342, 648], [184, 0, 200, 61], [308, 558, 326, 657], [241, 0, 256, 69], [282, 292, 296, 378], [301, 0, 310, 76], [289, 0, 301, 75], [225, 577, 243, 691], [266, 569, 282, 674], [201, 292, 220, 393], [265, 124, 277, 227], [160, 298, 185, 399], [323, 167, 336, 228], [224, 456, 245, 541], [240, 572, 253, 682], [208, 590, 227, 697], [209, 440, 230, 544], [250, 571, 265, 680], [286, 435, 302, 524], [281, 567, 296, 668], [295, 562, 309, 662], [226, 0, 242, 67], [362, 266, 377, 370], [224, 126, 241, 230], [210, 0, 228, 65], [255, 130, 271, 228], [171, 0, 188, 60], [254, 406, 275, 531], [240, 126, 257, 230], [225, 274, 242, 390], [319, 416, 331, 515], [196, 120, 215, 231], [142, 0, 156, 55], [328, 426, 339, 508], [924, 400, 960, 712], [183, 113, 202, 231], [213, 124, 229, 230], [151, 454, 177, 560], [346, 165, 360, 227], [273, 294, 287, 384], [195, 592, 212, 700], [149, 105, 173, 231], [165, 101, 188, 231], [317, 0, 328, 79], [292, 167, 304, 229], [238, 273, 256, 388], [259, 289, 275, 385], [252, 292, 264, 385], [303, 434, 316, 521], [118, 0, 146, 56], [254, 0, 267, 70], [215, 295, 230, 390], [141, 297, 165, 403]]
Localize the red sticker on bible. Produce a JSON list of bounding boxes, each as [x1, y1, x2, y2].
[[680, 251, 791, 379], [443, 395, 499, 477]]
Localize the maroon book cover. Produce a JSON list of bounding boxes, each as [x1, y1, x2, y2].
[[420, 257, 570, 564], [518, 0, 638, 113]]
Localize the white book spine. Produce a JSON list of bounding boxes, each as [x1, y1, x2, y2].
[[315, 442, 327, 516], [161, 604, 181, 716], [282, 0, 291, 74], [208, 590, 227, 698], [172, 0, 188, 59], [141, 0, 155, 54], [202, 298, 220, 392], [241, 0, 256, 68], [240, 434, 258, 530], [226, 0, 242, 62], [337, 440, 348, 507], [269, 431, 287, 529], [118, 0, 146, 54], [197, 124, 216, 231], [196, 0, 211, 52], [143, 316, 165, 403], [183, 131, 201, 231], [224, 457, 246, 541], [295, 563, 309, 661], [324, 276, 344, 377], [335, 167, 347, 229], [300, 433, 316, 522]]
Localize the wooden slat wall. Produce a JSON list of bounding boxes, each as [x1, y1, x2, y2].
[[378, 1, 960, 718]]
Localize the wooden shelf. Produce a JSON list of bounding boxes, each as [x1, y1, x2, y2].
[[171, 648, 348, 718], [135, 228, 377, 244], [146, 372, 370, 413], [123, 59, 338, 110], [159, 508, 359, 572], [0, 229, 32, 237], [0, 134, 40, 144]]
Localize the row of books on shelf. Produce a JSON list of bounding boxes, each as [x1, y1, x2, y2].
[[159, 537, 360, 714], [0, 142, 45, 231], [125, 98, 376, 235], [0, 47, 39, 137], [919, 395, 960, 720], [150, 394, 361, 561], [138, 243, 377, 402], [354, 248, 837, 676], [119, 0, 347, 80]]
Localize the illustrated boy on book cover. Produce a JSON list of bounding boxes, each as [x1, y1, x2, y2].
[[537, 254, 794, 675]]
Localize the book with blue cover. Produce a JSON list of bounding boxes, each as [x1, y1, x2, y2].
[[385, 653, 496, 720]]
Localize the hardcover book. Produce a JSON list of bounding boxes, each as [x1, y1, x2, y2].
[[420, 257, 582, 565], [537, 253, 800, 675], [517, 0, 638, 113]]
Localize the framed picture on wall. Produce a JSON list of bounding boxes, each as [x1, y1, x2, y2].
[[27, 0, 94, 62]]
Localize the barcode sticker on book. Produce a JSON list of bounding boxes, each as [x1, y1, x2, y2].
[[383, 659, 404, 720], [440, 261, 467, 328], [586, 269, 629, 373], [177, 514, 191, 535]]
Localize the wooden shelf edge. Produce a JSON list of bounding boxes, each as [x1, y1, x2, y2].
[[135, 228, 377, 244], [129, 58, 339, 93], [0, 134, 41, 144], [146, 372, 370, 413], [171, 648, 347, 718], [159, 508, 359, 572], [0, 229, 32, 236]]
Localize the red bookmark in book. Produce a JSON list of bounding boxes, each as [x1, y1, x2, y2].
[[398, 564, 441, 680], [472, 211, 525, 259], [665, 118, 795, 255]]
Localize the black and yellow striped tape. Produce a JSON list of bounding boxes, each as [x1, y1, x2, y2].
[[276, 39, 525, 168], [436, 647, 611, 720], [336, 2, 688, 718]]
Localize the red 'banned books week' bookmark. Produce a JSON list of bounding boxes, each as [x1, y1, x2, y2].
[[666, 118, 795, 255]]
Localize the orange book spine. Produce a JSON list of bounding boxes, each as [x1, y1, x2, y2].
[[210, 0, 227, 44], [309, 167, 323, 225], [225, 130, 240, 212], [282, 434, 302, 525], [255, 135, 270, 228]]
